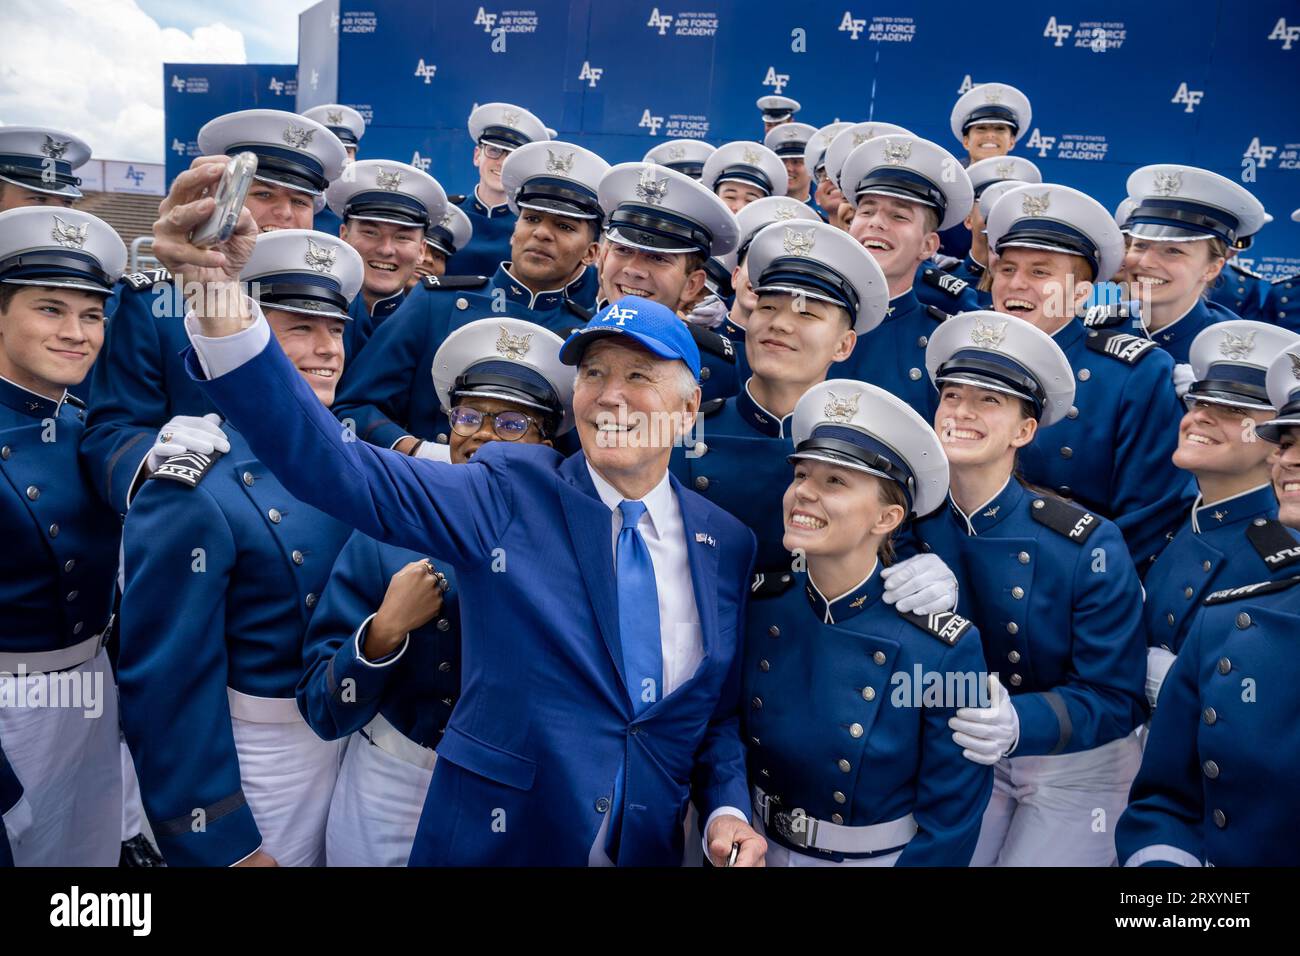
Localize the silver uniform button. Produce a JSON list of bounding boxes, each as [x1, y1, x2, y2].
[[694, 443, 708, 457], [1066, 406, 1078, 419], [849, 722, 863, 738], [751, 696, 763, 709], [1184, 587, 1193, 598], [1008, 650, 1020, 664], [595, 797, 609, 813], [1059, 447, 1072, 459], [242, 471, 255, 486], [48, 524, 59, 538], [1203, 707, 1217, 725], [437, 619, 451, 632], [1166, 613, 1175, 626], [1007, 622, 1019, 635], [1032, 499, 1045, 511], [831, 813, 844, 825], [64, 559, 75, 572], [861, 686, 875, 702], [292, 550, 304, 565], [73, 621, 83, 635], [837, 758, 851, 773], [1078, 368, 1091, 382], [268, 508, 282, 524], [832, 791, 847, 804], [1202, 560, 1212, 572], [456, 297, 469, 310], [1213, 809, 1227, 828], [1009, 674, 1022, 687], [0, 445, 9, 459], [1202, 760, 1219, 779], [872, 650, 886, 665], [917, 335, 928, 347], [436, 434, 449, 444], [758, 659, 770, 672], [305, 593, 317, 608], [1011, 586, 1024, 599], [1217, 657, 1231, 675], [25, 485, 39, 500], [439, 661, 452, 672], [699, 366, 711, 381], [1018, 552, 1030, 564], [769, 625, 780, 637], [66, 590, 78, 602], [1235, 612, 1251, 629], [695, 476, 709, 491], [909, 368, 922, 381]]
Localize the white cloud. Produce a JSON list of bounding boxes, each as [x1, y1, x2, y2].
[[0, 0, 248, 163]]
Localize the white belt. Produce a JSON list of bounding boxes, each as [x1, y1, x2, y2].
[[753, 786, 917, 856], [0, 633, 102, 676], [361, 712, 436, 771], [226, 687, 302, 724]]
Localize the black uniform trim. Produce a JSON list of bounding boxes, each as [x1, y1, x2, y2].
[[1246, 519, 1300, 570], [1084, 328, 1158, 365], [698, 397, 727, 416], [1204, 575, 1300, 605], [447, 194, 467, 205], [689, 324, 736, 363], [564, 298, 594, 323], [148, 450, 222, 489], [155, 791, 247, 837], [921, 266, 970, 299], [64, 392, 87, 410], [1029, 495, 1100, 544], [899, 609, 972, 645], [749, 572, 798, 599], [421, 274, 489, 291], [925, 305, 951, 323], [120, 268, 170, 291]]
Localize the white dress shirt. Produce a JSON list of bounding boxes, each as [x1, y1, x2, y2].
[[184, 304, 748, 863]]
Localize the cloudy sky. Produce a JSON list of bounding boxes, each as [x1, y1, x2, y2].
[[0, 0, 317, 163]]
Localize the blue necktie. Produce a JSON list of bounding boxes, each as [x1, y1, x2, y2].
[[605, 498, 663, 862]]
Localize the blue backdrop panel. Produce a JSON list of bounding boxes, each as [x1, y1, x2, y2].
[[288, 0, 1300, 270], [164, 63, 299, 187]]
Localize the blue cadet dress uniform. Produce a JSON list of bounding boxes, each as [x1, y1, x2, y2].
[[1268, 223, 1298, 329], [672, 220, 888, 586], [702, 142, 788, 204], [1117, 344, 1300, 867], [1119, 165, 1269, 363], [832, 134, 974, 422], [756, 95, 800, 133], [764, 122, 821, 218], [304, 104, 366, 237], [941, 82, 1032, 257], [0, 206, 126, 866], [300, 317, 573, 866], [985, 182, 1192, 568], [118, 230, 363, 868], [324, 158, 448, 358], [943, 155, 1042, 298], [446, 102, 549, 277], [424, 204, 473, 264], [1142, 321, 1300, 670], [184, 296, 756, 866], [916, 311, 1148, 866], [597, 162, 742, 404], [83, 109, 347, 515], [332, 140, 605, 457], [744, 380, 991, 866], [1210, 232, 1273, 322], [643, 140, 716, 181]]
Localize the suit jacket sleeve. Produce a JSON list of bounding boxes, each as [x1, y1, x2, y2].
[[82, 285, 167, 513], [184, 328, 514, 568], [118, 479, 261, 867], [331, 289, 436, 449], [1013, 520, 1149, 755], [1116, 619, 1206, 867], [690, 532, 756, 821], [297, 532, 406, 740]]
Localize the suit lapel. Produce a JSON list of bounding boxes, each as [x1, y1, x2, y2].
[[558, 453, 628, 694], [674, 474, 720, 670]]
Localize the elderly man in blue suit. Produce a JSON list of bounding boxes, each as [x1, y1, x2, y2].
[[147, 161, 768, 866]]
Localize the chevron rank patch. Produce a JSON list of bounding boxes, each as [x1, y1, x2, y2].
[[921, 266, 969, 299], [1246, 518, 1300, 570], [901, 609, 972, 645], [1085, 328, 1158, 365], [121, 268, 171, 291], [1030, 495, 1100, 544], [1081, 301, 1137, 328], [149, 451, 221, 488], [1204, 575, 1300, 605]]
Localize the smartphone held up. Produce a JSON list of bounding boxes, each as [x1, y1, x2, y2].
[[190, 152, 258, 248]]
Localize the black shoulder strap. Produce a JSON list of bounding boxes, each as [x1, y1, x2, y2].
[[750, 572, 798, 600], [925, 305, 950, 323], [421, 274, 489, 291], [1246, 518, 1300, 570], [900, 609, 973, 646], [1029, 495, 1100, 544], [920, 266, 970, 300], [689, 324, 736, 363], [698, 397, 727, 416], [148, 451, 222, 489], [1204, 575, 1300, 605], [1084, 328, 1159, 365], [564, 298, 594, 323], [120, 268, 170, 291]]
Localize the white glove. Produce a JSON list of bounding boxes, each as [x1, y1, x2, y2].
[[880, 552, 958, 614], [685, 294, 729, 329], [1146, 646, 1177, 710], [145, 413, 230, 474], [412, 439, 452, 463], [949, 674, 1020, 766], [1172, 363, 1195, 400]]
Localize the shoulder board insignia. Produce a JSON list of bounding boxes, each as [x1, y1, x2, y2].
[[689, 324, 736, 363], [921, 266, 969, 298], [901, 609, 972, 646], [421, 274, 489, 290], [564, 298, 594, 322], [750, 571, 798, 600], [1030, 495, 1100, 543], [1085, 328, 1158, 365], [1246, 518, 1300, 570], [448, 194, 468, 205], [1080, 301, 1134, 328], [64, 392, 87, 410], [148, 450, 221, 489], [1229, 262, 1265, 281], [925, 305, 950, 323], [121, 268, 170, 291], [1204, 575, 1300, 605], [933, 254, 962, 272], [699, 397, 727, 416]]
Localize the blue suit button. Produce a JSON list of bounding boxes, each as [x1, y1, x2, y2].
[[751, 696, 763, 709], [66, 590, 79, 602], [700, 366, 711, 381], [437, 619, 451, 631], [48, 524, 59, 538], [759, 659, 770, 672], [73, 621, 84, 635], [305, 593, 317, 608], [439, 661, 451, 672], [595, 797, 610, 813], [64, 559, 75, 572]]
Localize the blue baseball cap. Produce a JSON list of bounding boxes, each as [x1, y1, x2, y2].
[[559, 296, 701, 380]]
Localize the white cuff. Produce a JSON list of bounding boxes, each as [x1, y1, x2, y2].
[[701, 805, 748, 859], [413, 440, 452, 462], [353, 612, 411, 668], [1123, 844, 1203, 868], [184, 297, 270, 379]]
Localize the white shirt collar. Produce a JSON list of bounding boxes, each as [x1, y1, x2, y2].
[[586, 462, 674, 540]]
